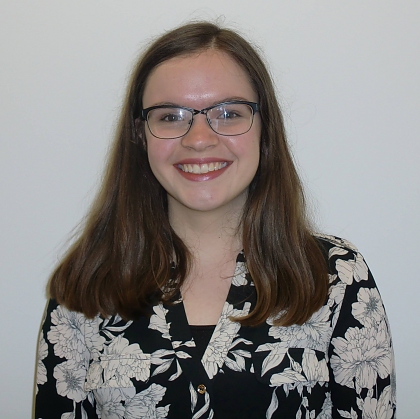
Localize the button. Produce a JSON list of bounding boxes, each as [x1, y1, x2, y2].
[[197, 384, 206, 394]]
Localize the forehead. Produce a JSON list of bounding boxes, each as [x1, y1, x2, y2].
[[142, 49, 257, 108]]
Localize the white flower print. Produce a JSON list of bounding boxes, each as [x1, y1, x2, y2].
[[124, 383, 169, 419], [149, 304, 171, 340], [203, 302, 251, 379], [331, 320, 392, 390], [36, 335, 48, 392], [94, 388, 130, 419], [352, 287, 385, 327], [101, 335, 150, 386], [336, 253, 368, 285], [231, 261, 248, 287], [35, 237, 396, 418], [47, 305, 104, 362], [301, 349, 329, 384], [361, 386, 393, 419], [53, 359, 88, 403], [268, 305, 331, 352]]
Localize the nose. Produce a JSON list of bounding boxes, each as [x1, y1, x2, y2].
[[180, 114, 219, 151]]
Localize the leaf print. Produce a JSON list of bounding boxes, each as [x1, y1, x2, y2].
[[192, 391, 211, 419], [53, 360, 88, 403], [352, 287, 385, 327], [335, 259, 354, 285], [266, 388, 279, 419], [337, 408, 358, 419], [124, 384, 169, 419], [228, 336, 253, 355], [173, 339, 195, 348], [289, 354, 302, 374], [151, 349, 176, 365], [176, 351, 192, 359], [225, 349, 251, 372], [81, 405, 88, 419], [353, 253, 369, 282], [256, 342, 288, 376], [189, 382, 197, 413], [149, 304, 171, 340], [168, 359, 182, 381], [331, 320, 392, 390], [151, 358, 173, 377], [103, 324, 133, 333], [328, 246, 349, 259], [224, 356, 243, 372], [269, 368, 306, 385], [61, 412, 75, 419], [336, 253, 368, 286]]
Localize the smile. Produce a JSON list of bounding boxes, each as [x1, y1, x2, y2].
[[177, 162, 228, 174]]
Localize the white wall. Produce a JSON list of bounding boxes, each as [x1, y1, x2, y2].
[[1, 1, 418, 417]]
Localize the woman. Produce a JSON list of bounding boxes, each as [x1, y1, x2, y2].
[[35, 22, 396, 418]]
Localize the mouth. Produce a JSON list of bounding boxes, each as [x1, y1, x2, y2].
[[176, 162, 228, 174]]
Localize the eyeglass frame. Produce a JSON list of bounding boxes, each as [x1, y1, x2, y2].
[[140, 100, 260, 139]]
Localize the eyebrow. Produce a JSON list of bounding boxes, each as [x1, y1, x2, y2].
[[145, 96, 254, 109]]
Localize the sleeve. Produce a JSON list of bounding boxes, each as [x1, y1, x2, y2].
[[328, 250, 396, 418], [34, 299, 98, 419]]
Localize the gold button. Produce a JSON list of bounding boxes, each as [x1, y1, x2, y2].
[[197, 384, 206, 394]]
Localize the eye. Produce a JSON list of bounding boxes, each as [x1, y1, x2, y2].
[[219, 110, 241, 119], [160, 112, 185, 123]]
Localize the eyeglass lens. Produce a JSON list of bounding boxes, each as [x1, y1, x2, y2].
[[146, 103, 254, 139]]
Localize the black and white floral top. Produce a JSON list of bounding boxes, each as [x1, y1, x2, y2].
[[35, 235, 396, 418]]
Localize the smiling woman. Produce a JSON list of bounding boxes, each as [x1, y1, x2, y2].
[[34, 22, 396, 418]]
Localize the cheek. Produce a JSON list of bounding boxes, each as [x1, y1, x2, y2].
[[146, 137, 175, 176]]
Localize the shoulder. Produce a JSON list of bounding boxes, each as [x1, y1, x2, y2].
[[314, 233, 358, 254], [313, 234, 372, 288]]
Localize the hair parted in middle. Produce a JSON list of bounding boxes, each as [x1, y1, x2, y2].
[[48, 21, 329, 326]]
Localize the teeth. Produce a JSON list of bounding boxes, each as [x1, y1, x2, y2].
[[178, 162, 227, 174]]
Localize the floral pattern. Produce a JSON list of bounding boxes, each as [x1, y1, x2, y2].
[[35, 235, 396, 418]]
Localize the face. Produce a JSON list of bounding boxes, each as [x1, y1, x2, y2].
[[142, 49, 261, 217]]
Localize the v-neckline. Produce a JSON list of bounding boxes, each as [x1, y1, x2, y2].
[[163, 252, 255, 381]]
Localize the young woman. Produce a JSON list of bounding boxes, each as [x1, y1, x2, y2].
[[35, 22, 396, 418]]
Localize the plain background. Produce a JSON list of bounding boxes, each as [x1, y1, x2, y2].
[[1, 1, 418, 417]]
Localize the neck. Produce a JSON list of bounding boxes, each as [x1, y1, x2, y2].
[[169, 202, 243, 262]]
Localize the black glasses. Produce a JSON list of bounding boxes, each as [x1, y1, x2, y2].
[[141, 101, 259, 139]]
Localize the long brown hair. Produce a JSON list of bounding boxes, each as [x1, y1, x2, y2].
[[48, 21, 328, 326]]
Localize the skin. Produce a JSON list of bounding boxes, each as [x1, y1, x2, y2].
[[142, 49, 261, 324]]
